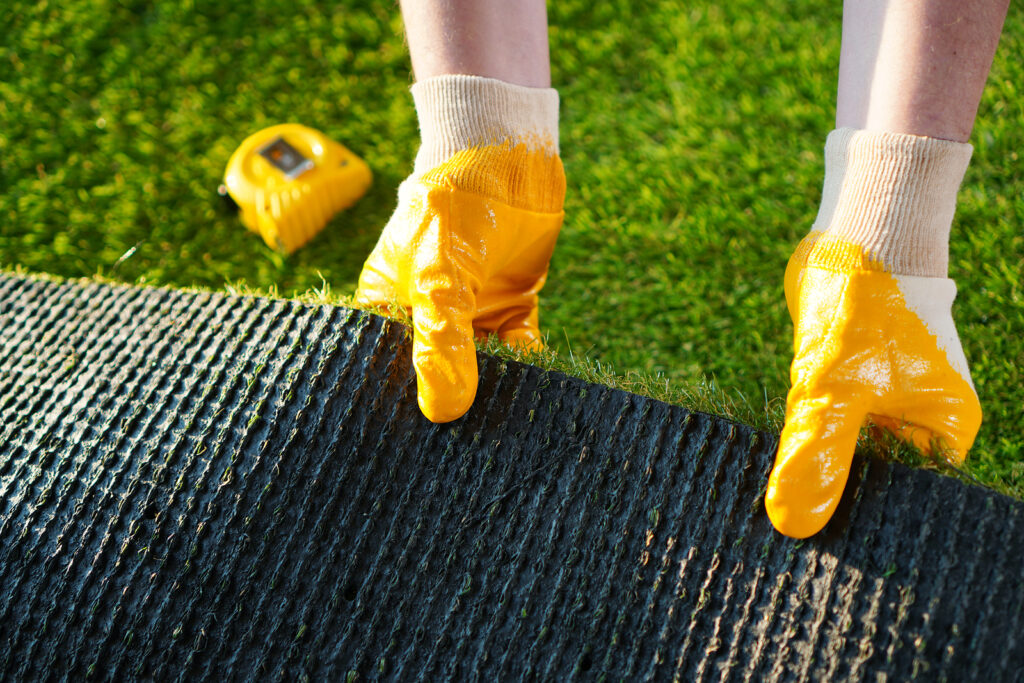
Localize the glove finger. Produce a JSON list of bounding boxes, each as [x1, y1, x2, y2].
[[354, 270, 395, 308], [498, 327, 543, 351], [497, 307, 543, 351], [355, 238, 401, 307], [767, 389, 867, 539], [354, 193, 415, 310], [868, 386, 982, 464], [410, 270, 479, 424], [867, 414, 937, 454], [354, 273, 411, 328]]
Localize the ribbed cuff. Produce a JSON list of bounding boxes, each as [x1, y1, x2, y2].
[[810, 128, 973, 277], [411, 75, 560, 173]]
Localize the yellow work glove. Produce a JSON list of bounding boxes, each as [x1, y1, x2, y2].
[[766, 233, 981, 538], [355, 142, 565, 423]]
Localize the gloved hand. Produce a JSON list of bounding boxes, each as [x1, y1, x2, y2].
[[355, 143, 565, 423], [765, 232, 982, 538]]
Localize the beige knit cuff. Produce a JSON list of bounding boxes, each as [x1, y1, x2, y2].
[[411, 74, 560, 173], [811, 128, 973, 277]]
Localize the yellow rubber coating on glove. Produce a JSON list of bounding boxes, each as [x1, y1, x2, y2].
[[766, 232, 981, 539], [355, 142, 565, 423]]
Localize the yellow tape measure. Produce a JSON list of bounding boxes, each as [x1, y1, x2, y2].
[[219, 123, 372, 254]]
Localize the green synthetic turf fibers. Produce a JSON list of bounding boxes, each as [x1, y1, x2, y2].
[[1, 0, 1022, 496]]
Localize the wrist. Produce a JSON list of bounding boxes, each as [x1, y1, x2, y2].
[[411, 74, 560, 172], [809, 127, 972, 277]]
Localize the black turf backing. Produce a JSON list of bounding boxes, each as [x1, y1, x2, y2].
[[0, 273, 1021, 682]]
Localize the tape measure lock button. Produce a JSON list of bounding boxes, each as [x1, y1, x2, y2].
[[257, 136, 314, 179]]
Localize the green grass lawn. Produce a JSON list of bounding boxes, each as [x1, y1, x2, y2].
[[2, 0, 1022, 494]]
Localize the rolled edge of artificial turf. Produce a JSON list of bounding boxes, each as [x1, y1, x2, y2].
[[0, 270, 1020, 681]]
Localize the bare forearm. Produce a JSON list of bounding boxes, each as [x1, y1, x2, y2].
[[400, 0, 551, 87], [836, 0, 1010, 142]]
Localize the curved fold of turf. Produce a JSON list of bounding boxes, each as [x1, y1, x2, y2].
[[0, 272, 1021, 680]]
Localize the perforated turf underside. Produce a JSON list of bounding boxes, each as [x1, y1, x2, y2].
[[0, 272, 1021, 681]]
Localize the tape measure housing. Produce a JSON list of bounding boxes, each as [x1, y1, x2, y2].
[[222, 123, 372, 253]]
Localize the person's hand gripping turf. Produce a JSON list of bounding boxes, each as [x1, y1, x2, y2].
[[766, 129, 981, 538], [354, 76, 565, 423], [766, 232, 982, 538]]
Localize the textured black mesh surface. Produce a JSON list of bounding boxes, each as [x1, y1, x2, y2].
[[0, 272, 1022, 682]]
